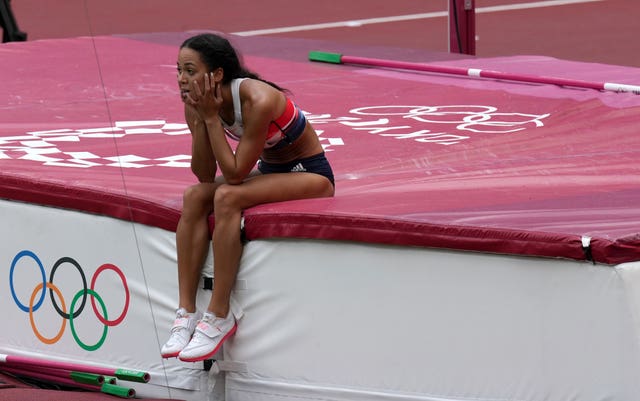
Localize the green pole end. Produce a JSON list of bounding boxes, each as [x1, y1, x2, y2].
[[308, 51, 343, 64], [104, 375, 117, 384], [70, 371, 104, 386], [101, 383, 136, 398], [114, 368, 150, 383]]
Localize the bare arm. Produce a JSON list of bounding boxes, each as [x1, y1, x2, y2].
[[185, 104, 217, 182], [190, 75, 278, 185]]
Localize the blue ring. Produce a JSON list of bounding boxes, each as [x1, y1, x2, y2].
[[10, 250, 46, 312]]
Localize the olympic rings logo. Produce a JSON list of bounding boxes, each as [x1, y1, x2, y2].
[[9, 250, 130, 351], [349, 105, 550, 133]]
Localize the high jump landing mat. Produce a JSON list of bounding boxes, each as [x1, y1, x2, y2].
[[1, 32, 640, 401]]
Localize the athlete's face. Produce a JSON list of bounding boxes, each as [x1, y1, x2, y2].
[[176, 48, 208, 102]]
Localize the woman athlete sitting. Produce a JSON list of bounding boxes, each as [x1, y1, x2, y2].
[[161, 33, 335, 362]]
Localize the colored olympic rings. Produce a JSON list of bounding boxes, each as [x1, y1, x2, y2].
[[9, 250, 130, 350], [30, 282, 66, 345]]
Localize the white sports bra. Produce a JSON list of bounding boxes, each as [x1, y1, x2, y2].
[[219, 78, 304, 149], [219, 78, 246, 137]]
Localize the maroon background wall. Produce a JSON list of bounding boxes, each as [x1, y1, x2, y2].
[[8, 0, 640, 67]]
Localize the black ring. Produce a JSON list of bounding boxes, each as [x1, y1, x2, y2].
[[49, 257, 87, 319]]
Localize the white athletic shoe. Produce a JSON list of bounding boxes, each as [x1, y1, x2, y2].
[[178, 311, 237, 362], [161, 308, 202, 358]]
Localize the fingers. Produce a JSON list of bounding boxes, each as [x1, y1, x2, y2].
[[191, 78, 203, 101], [208, 73, 223, 102], [185, 72, 222, 112], [184, 91, 197, 105], [204, 72, 212, 92], [191, 73, 217, 101], [214, 80, 221, 99]]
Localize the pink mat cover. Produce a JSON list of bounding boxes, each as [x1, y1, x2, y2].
[[1, 34, 639, 264]]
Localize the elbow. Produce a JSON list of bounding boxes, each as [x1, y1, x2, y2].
[[191, 163, 216, 183], [222, 169, 250, 185], [192, 169, 215, 183], [224, 176, 244, 185]]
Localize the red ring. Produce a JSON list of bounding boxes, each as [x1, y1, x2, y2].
[[90, 263, 129, 326]]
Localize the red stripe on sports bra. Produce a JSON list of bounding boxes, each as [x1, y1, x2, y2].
[[267, 97, 297, 139]]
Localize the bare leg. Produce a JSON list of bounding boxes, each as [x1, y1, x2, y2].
[[162, 182, 222, 358], [206, 173, 334, 318], [176, 182, 218, 312], [207, 184, 244, 317], [176, 172, 333, 361]]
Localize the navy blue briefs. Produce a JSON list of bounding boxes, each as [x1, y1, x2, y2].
[[257, 152, 335, 187]]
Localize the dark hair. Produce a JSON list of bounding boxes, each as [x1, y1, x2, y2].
[[180, 33, 285, 91]]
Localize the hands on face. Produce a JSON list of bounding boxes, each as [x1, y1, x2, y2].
[[186, 72, 222, 121]]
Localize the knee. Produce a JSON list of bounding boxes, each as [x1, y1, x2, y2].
[[182, 183, 214, 218], [213, 184, 242, 218]]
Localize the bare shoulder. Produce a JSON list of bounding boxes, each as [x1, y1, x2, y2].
[[239, 79, 284, 119]]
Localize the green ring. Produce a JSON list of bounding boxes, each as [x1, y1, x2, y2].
[[69, 289, 108, 351]]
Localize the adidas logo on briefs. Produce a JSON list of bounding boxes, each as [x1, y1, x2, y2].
[[291, 163, 306, 172]]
